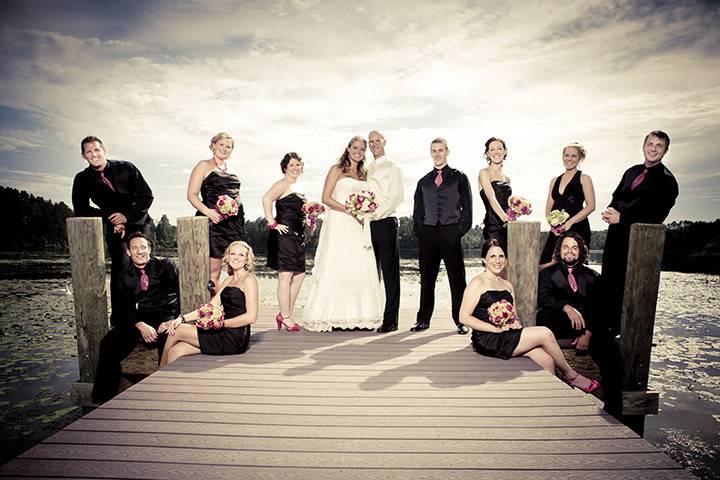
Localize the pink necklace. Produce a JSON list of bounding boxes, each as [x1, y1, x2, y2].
[[212, 158, 227, 173]]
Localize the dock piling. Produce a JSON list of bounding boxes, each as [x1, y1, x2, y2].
[[66, 217, 108, 400], [507, 221, 540, 326], [177, 216, 210, 311]]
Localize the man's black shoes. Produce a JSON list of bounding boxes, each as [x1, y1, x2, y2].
[[409, 322, 430, 332], [376, 325, 398, 333]]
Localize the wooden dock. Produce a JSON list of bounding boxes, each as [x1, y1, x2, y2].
[[0, 308, 695, 479]]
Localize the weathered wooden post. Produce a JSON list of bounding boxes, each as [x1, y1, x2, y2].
[[67, 217, 108, 402], [507, 221, 540, 326], [620, 223, 665, 416], [177, 216, 210, 311]]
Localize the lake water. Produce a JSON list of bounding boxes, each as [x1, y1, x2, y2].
[[0, 254, 717, 478]]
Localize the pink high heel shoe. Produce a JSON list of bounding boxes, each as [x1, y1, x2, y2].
[[562, 372, 600, 394], [275, 312, 301, 332]]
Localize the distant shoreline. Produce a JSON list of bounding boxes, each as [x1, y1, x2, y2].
[[1, 249, 717, 277]]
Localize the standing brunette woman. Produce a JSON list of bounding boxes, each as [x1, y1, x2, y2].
[[459, 239, 600, 393], [302, 136, 383, 332], [539, 143, 595, 267], [262, 152, 306, 332], [187, 132, 247, 291], [478, 137, 512, 252], [158, 241, 257, 366]]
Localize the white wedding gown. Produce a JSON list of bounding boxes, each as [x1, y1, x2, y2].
[[302, 177, 384, 332]]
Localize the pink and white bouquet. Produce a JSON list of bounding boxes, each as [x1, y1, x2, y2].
[[302, 200, 326, 232], [195, 303, 225, 330], [547, 209, 570, 235], [487, 299, 517, 328], [345, 190, 378, 221], [506, 195, 532, 221], [215, 195, 239, 220]]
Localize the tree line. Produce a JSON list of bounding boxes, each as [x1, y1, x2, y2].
[[2, 186, 717, 273]]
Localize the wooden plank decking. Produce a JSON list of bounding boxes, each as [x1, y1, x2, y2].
[[0, 308, 695, 479]]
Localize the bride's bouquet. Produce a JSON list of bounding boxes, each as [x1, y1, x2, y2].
[[195, 303, 225, 330], [345, 190, 378, 221], [506, 195, 532, 221], [487, 299, 518, 328], [547, 209, 570, 235], [302, 200, 326, 233], [215, 195, 239, 220]]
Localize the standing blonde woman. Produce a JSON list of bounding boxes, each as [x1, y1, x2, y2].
[[262, 152, 306, 332], [187, 132, 247, 292], [539, 143, 595, 266], [159, 241, 257, 366], [478, 137, 512, 252]]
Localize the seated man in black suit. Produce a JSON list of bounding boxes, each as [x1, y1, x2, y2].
[[537, 232, 600, 352], [91, 232, 180, 404]]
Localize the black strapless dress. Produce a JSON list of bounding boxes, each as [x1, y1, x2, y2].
[[480, 180, 512, 252], [267, 193, 306, 273], [471, 289, 523, 360], [197, 287, 251, 355], [540, 170, 591, 264], [197, 171, 247, 258]]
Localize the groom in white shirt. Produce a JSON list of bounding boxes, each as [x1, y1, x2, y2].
[[367, 130, 404, 333]]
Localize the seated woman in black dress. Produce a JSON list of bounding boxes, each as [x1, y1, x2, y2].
[[539, 143, 595, 268], [478, 137, 512, 252], [187, 132, 247, 291], [262, 152, 306, 332], [459, 239, 599, 393], [158, 241, 257, 366]]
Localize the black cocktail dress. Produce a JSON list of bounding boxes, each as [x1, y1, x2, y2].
[[197, 171, 247, 258], [197, 287, 251, 355], [540, 170, 591, 264], [267, 193, 306, 273], [471, 289, 523, 360], [480, 180, 512, 252]]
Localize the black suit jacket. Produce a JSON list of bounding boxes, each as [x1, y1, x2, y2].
[[115, 257, 180, 327], [538, 262, 600, 332], [72, 159, 154, 228], [608, 162, 678, 226]]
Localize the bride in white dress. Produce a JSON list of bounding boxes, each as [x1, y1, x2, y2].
[[302, 136, 384, 332]]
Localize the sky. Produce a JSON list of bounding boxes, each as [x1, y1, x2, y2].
[[0, 0, 718, 230]]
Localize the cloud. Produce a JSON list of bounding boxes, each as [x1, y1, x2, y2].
[[0, 0, 718, 230]]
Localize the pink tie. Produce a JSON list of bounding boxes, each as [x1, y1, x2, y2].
[[567, 267, 578, 293], [100, 171, 115, 192], [434, 170, 443, 188], [139, 268, 149, 291], [630, 168, 648, 190]]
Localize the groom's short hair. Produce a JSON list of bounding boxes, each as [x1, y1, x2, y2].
[[430, 137, 449, 152]]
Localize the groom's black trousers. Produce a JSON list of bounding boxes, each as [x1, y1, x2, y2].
[[416, 224, 466, 326], [370, 217, 400, 328]]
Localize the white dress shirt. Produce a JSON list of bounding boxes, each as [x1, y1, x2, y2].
[[367, 155, 403, 220]]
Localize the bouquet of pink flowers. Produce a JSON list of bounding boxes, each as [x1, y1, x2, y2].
[[215, 195, 239, 220], [547, 209, 570, 235], [487, 299, 517, 328], [345, 190, 378, 220], [302, 200, 326, 232], [195, 303, 225, 330], [506, 195, 532, 221]]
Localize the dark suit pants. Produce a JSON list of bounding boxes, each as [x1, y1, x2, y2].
[[590, 328, 624, 418], [91, 316, 169, 404], [536, 308, 585, 340], [417, 224, 466, 325], [370, 217, 400, 328]]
